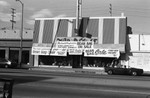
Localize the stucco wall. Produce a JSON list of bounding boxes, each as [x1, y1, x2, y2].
[[0, 30, 33, 39], [128, 34, 150, 71], [128, 34, 150, 52]]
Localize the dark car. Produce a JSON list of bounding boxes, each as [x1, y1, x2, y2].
[[104, 67, 143, 76], [0, 58, 18, 68]]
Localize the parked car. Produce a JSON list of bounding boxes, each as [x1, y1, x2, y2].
[[0, 58, 18, 68], [104, 67, 143, 76]]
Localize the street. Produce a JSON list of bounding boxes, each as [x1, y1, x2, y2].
[[0, 69, 150, 98]]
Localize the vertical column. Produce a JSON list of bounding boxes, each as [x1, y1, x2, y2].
[[34, 20, 44, 67], [98, 18, 104, 44], [67, 19, 73, 37], [52, 19, 59, 41], [114, 18, 120, 44], [38, 20, 45, 43], [34, 55, 39, 67], [5, 48, 9, 59]]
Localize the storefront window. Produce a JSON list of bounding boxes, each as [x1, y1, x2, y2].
[[39, 56, 72, 67], [39, 55, 118, 68], [83, 57, 114, 68]]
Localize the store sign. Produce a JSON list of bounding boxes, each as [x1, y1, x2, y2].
[[56, 37, 98, 44], [84, 49, 120, 58], [68, 49, 83, 55], [50, 49, 67, 56], [56, 41, 93, 55], [31, 47, 67, 56], [56, 41, 93, 49]]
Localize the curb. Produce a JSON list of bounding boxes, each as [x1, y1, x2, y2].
[[30, 67, 107, 75]]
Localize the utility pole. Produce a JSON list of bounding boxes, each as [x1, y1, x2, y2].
[[109, 4, 112, 16], [16, 0, 24, 67], [75, 0, 82, 36], [75, 0, 82, 68], [10, 8, 16, 30]]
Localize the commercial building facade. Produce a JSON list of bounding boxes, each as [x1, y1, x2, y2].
[[1, 16, 150, 71], [0, 30, 33, 66], [31, 16, 127, 69]]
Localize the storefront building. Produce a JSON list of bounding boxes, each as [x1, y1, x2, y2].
[[0, 30, 33, 66], [31, 16, 127, 68]]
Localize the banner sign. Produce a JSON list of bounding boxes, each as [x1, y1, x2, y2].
[[31, 47, 67, 56], [56, 37, 98, 44], [56, 41, 93, 49], [68, 49, 83, 55], [50, 49, 67, 56], [84, 49, 120, 58], [32, 37, 120, 58]]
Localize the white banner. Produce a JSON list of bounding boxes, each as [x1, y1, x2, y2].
[[68, 49, 83, 55], [84, 49, 120, 58], [56, 37, 97, 44], [31, 47, 67, 56], [56, 41, 93, 49]]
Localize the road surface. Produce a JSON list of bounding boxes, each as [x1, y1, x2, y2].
[[0, 69, 149, 98]]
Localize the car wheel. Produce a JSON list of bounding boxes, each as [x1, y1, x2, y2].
[[131, 71, 137, 76], [108, 70, 113, 75]]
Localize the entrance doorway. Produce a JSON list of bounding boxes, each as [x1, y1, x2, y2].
[[22, 51, 29, 64], [9, 50, 19, 63], [72, 55, 83, 68]]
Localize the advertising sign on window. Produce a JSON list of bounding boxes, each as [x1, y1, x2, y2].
[[56, 41, 93, 49], [31, 47, 67, 56], [68, 49, 83, 55], [84, 49, 120, 58]]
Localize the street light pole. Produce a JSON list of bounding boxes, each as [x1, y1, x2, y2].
[[16, 0, 24, 67]]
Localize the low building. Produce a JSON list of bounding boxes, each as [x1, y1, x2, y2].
[[0, 29, 33, 66], [31, 16, 127, 69]]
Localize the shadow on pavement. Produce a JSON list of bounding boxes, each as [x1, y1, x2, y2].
[[0, 74, 54, 86]]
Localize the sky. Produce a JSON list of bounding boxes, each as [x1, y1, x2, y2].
[[0, 0, 150, 34]]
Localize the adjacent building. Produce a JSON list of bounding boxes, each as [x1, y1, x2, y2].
[[0, 29, 33, 65]]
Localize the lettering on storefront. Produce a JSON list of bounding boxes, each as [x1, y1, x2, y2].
[[84, 49, 120, 58], [32, 50, 40, 55], [56, 41, 93, 49], [31, 46, 67, 56], [95, 49, 107, 55], [68, 49, 83, 55], [41, 50, 47, 55], [85, 49, 94, 55], [56, 37, 98, 44]]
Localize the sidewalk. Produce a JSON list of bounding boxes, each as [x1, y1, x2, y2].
[[30, 66, 107, 75]]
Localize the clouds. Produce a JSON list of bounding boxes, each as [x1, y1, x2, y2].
[[0, 1, 11, 22], [31, 9, 53, 18], [0, 1, 9, 7], [26, 9, 67, 25], [0, 0, 67, 27], [26, 9, 53, 25]]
